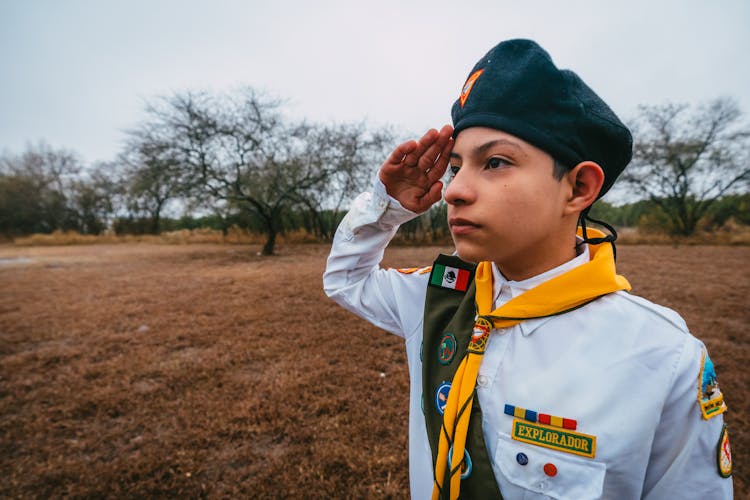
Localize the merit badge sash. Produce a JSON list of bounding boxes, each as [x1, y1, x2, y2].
[[422, 255, 503, 499]]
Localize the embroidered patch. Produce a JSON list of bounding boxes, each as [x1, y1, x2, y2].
[[448, 445, 472, 479], [717, 424, 732, 478], [438, 333, 457, 365], [429, 263, 471, 291], [698, 351, 727, 420], [459, 68, 484, 108], [511, 419, 596, 459], [503, 404, 578, 430], [435, 381, 451, 415]]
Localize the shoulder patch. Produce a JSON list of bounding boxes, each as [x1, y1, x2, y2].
[[698, 350, 727, 420], [717, 424, 732, 478]]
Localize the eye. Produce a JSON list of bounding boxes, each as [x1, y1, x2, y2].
[[486, 157, 511, 169], [448, 165, 460, 179]]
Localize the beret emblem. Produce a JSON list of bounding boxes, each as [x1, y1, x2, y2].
[[459, 68, 484, 108]]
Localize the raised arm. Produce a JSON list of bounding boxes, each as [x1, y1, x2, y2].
[[323, 126, 453, 338]]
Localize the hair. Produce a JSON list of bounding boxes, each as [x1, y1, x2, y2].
[[552, 158, 569, 181]]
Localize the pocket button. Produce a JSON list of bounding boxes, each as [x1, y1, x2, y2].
[[543, 463, 558, 477]]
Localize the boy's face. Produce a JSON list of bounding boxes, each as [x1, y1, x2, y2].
[[445, 127, 574, 278]]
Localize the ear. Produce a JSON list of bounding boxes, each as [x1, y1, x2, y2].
[[563, 161, 604, 216]]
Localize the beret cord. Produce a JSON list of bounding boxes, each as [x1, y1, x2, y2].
[[579, 207, 619, 260]]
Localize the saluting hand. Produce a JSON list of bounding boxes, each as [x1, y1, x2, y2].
[[379, 125, 454, 213]]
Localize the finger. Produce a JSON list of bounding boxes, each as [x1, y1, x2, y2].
[[418, 126, 453, 169], [402, 128, 438, 166], [387, 140, 418, 165], [417, 141, 445, 171], [436, 124, 454, 147], [410, 125, 453, 171], [417, 180, 444, 211], [426, 137, 454, 184], [428, 125, 453, 161]]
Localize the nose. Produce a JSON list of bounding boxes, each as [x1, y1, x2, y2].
[[444, 167, 475, 206]]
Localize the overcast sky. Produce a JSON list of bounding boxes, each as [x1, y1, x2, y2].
[[2, 0, 749, 165]]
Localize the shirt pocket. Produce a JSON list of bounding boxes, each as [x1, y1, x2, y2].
[[493, 432, 606, 500]]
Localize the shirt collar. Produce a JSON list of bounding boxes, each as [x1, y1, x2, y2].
[[491, 241, 591, 336]]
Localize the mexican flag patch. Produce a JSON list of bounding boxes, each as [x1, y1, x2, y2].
[[430, 263, 470, 291]]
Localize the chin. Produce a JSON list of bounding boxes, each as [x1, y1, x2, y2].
[[452, 241, 485, 264]]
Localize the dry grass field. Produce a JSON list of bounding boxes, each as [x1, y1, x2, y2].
[[1, 242, 747, 498]]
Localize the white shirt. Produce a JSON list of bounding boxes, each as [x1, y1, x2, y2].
[[323, 180, 733, 500]]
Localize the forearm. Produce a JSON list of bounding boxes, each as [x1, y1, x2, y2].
[[323, 178, 421, 336]]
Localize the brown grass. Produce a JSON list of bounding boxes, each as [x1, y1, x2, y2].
[[0, 243, 747, 497]]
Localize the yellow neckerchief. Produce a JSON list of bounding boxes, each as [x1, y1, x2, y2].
[[432, 229, 630, 500]]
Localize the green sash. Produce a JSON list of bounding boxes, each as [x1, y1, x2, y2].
[[422, 254, 503, 499]]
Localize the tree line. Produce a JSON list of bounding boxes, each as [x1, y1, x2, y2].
[[1, 88, 394, 254], [1, 91, 749, 251]]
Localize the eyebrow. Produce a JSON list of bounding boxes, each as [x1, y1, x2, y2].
[[450, 138, 526, 160]]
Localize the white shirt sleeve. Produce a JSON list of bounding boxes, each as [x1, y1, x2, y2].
[[642, 337, 733, 498], [322, 178, 432, 339]]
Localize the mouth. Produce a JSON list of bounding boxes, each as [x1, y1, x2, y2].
[[448, 217, 481, 235]]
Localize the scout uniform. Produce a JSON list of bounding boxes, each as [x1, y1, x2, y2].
[[323, 40, 733, 499]]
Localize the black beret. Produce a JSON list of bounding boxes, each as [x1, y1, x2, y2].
[[451, 39, 632, 199]]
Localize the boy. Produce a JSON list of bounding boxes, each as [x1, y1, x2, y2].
[[323, 39, 732, 499]]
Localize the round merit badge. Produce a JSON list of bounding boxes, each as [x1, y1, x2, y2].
[[435, 382, 452, 415], [448, 445, 473, 479], [438, 333, 457, 365]]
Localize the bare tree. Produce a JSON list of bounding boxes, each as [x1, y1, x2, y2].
[[622, 98, 750, 235], [134, 87, 385, 254], [121, 128, 186, 234], [290, 122, 393, 239], [69, 165, 119, 234]]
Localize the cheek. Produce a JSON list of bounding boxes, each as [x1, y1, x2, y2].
[[503, 185, 561, 229], [529, 180, 567, 212], [494, 184, 539, 217]]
